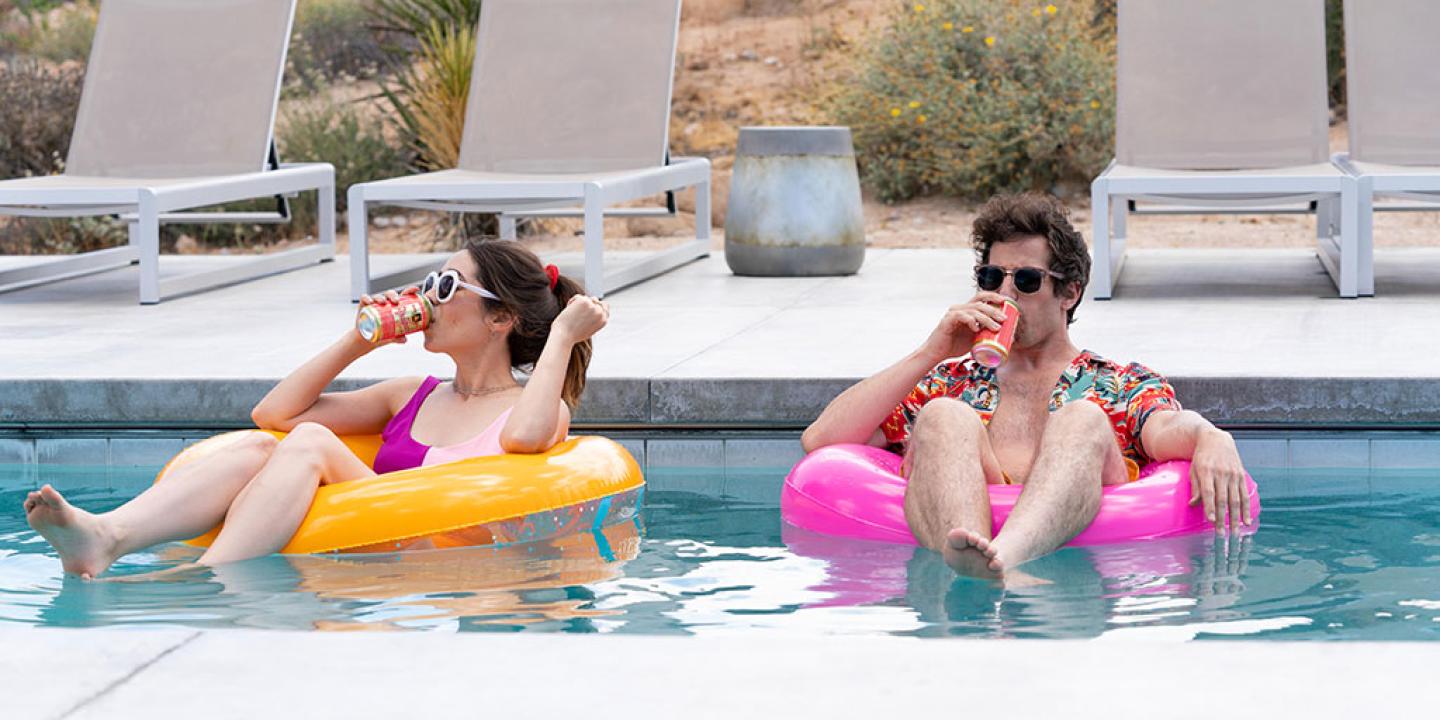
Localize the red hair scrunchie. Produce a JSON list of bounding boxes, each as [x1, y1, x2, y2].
[[544, 264, 560, 290]]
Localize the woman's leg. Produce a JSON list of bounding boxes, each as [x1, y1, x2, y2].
[[24, 431, 279, 579], [198, 423, 375, 565]]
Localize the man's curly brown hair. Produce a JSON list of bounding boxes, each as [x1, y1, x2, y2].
[[971, 192, 1090, 325]]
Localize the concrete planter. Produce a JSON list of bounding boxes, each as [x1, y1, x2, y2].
[[724, 126, 865, 276]]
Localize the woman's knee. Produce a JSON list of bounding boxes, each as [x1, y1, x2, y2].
[[912, 398, 984, 441], [235, 431, 280, 459], [277, 422, 337, 450], [269, 423, 337, 468]]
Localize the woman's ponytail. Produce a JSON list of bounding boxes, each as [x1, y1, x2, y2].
[[551, 273, 591, 410]]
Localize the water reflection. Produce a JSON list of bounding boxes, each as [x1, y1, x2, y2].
[[783, 525, 1258, 638], [39, 521, 640, 632]]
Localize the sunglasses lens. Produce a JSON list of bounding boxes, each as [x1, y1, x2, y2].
[[976, 265, 1005, 291], [437, 273, 457, 302], [1014, 269, 1044, 294]]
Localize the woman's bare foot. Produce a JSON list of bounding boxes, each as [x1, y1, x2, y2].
[[943, 528, 1005, 580], [101, 562, 206, 584], [23, 485, 120, 580]]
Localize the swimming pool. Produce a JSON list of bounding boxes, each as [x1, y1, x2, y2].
[[1, 440, 1437, 639]]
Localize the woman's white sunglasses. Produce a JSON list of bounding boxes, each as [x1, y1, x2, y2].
[[421, 269, 500, 304]]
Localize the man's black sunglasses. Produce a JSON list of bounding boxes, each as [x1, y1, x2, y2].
[[974, 264, 1065, 294]]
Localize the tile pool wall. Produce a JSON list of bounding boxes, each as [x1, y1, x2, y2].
[[3, 429, 1439, 497]]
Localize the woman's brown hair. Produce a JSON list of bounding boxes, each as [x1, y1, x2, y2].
[[464, 240, 591, 409]]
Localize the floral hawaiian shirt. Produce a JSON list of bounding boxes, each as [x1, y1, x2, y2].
[[880, 350, 1181, 470]]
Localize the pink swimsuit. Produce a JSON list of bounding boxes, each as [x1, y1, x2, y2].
[[372, 376, 513, 475]]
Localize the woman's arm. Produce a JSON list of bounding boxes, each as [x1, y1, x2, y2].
[[500, 296, 608, 453], [499, 331, 575, 453], [251, 294, 420, 435]]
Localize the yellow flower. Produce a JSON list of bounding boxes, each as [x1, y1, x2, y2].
[[1089, 100, 1101, 109], [913, 3, 925, 12], [961, 25, 974, 33], [1045, 4, 1058, 15], [908, 100, 921, 109], [942, 21, 953, 30], [1031, 8, 1041, 17], [984, 35, 996, 46], [890, 107, 902, 117], [916, 115, 927, 124]]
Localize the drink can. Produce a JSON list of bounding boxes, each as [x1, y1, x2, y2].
[[356, 292, 433, 343], [970, 298, 1020, 367]]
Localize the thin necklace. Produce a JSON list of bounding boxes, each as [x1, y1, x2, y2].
[[450, 380, 518, 399]]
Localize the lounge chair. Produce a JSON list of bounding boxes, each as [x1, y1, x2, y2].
[[0, 0, 334, 305], [1090, 0, 1360, 298], [347, 0, 710, 300], [1331, 0, 1440, 295]]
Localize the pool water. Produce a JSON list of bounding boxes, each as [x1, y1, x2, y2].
[[1, 466, 1438, 639]]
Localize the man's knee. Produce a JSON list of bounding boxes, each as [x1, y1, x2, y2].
[[912, 398, 984, 441], [1047, 401, 1116, 458], [1050, 400, 1109, 432]]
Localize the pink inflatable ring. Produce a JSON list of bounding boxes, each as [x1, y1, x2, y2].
[[780, 444, 1260, 546]]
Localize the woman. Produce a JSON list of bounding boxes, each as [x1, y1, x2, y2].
[[23, 241, 608, 579]]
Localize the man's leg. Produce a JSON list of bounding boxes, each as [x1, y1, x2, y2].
[[961, 401, 1128, 577], [901, 398, 1005, 577]]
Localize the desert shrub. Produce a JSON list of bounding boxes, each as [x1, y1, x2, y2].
[[371, 1, 481, 171], [391, 19, 472, 170], [0, 60, 126, 254], [369, 0, 481, 44], [0, 215, 126, 255], [15, 0, 96, 64], [371, 0, 494, 238], [831, 0, 1114, 203], [278, 95, 413, 219], [0, 57, 81, 178], [1325, 0, 1344, 112], [287, 0, 387, 92]]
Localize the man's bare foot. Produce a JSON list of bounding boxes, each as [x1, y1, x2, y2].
[[23, 485, 119, 580], [943, 528, 1005, 580]]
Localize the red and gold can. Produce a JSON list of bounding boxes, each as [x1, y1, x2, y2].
[[971, 298, 1020, 368], [356, 293, 434, 343]]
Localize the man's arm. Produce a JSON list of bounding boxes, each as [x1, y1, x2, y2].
[[801, 293, 1011, 453], [801, 350, 940, 452], [1140, 409, 1251, 530]]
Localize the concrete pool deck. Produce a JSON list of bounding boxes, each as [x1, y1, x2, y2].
[[3, 247, 1440, 431], [4, 626, 1436, 718]]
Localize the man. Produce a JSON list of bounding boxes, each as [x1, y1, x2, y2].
[[802, 193, 1250, 582]]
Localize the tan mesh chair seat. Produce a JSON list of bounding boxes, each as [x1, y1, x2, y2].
[[1104, 164, 1343, 180], [1091, 0, 1361, 298], [366, 168, 665, 188], [0, 0, 336, 304], [347, 0, 711, 300], [0, 176, 197, 191], [1348, 162, 1440, 177]]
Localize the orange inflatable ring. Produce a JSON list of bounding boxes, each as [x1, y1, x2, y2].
[[154, 431, 644, 554]]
